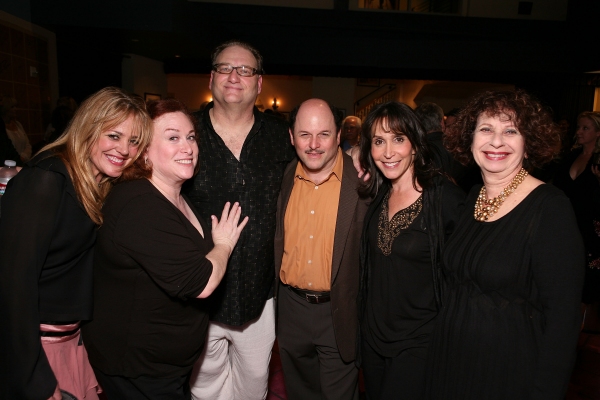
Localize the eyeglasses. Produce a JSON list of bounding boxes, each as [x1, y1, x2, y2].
[[212, 63, 261, 77]]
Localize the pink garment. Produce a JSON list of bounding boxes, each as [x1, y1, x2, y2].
[[40, 323, 101, 400]]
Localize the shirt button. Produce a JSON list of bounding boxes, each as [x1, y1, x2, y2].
[[309, 235, 313, 239], [308, 260, 312, 264], [315, 186, 319, 190], [310, 210, 314, 214], [308, 282, 312, 286]]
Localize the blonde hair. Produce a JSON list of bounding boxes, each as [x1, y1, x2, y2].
[[577, 111, 600, 152], [40, 87, 152, 225]]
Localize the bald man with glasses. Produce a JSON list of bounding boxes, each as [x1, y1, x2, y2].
[[185, 40, 296, 399]]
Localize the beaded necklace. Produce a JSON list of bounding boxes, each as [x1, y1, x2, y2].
[[378, 191, 423, 255], [474, 168, 528, 221]]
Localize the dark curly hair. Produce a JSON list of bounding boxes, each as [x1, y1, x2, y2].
[[358, 101, 437, 198], [444, 90, 561, 171]]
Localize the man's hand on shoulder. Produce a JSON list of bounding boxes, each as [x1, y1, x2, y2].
[[347, 146, 370, 181]]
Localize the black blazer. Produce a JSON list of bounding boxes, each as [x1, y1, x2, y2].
[[274, 152, 369, 362]]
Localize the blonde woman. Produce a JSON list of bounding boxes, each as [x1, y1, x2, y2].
[[554, 111, 600, 303], [0, 87, 152, 399]]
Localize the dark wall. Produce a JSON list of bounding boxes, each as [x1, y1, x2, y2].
[[3, 0, 31, 22], [27, 0, 600, 117], [29, 0, 595, 77], [52, 28, 124, 104]]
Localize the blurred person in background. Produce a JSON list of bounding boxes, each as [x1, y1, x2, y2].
[[341, 116, 361, 151], [554, 111, 600, 304], [2, 97, 32, 162]]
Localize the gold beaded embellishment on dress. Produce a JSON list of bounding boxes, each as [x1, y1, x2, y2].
[[474, 168, 528, 221], [377, 191, 423, 256]]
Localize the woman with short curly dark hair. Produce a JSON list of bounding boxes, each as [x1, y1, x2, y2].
[[444, 89, 561, 170], [427, 90, 585, 400]]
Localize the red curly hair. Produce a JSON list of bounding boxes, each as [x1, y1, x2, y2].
[[444, 90, 561, 171]]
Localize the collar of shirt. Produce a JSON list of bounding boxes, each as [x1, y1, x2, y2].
[[201, 102, 264, 160], [294, 147, 344, 185]]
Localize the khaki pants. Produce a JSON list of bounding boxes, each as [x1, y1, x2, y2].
[[190, 298, 276, 400]]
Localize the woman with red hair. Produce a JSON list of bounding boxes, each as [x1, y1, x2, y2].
[[83, 99, 248, 399]]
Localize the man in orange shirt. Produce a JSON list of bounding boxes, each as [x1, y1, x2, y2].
[[274, 99, 368, 399]]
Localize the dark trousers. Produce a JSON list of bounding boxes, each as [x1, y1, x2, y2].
[[93, 368, 191, 400], [361, 340, 427, 400], [277, 283, 359, 400]]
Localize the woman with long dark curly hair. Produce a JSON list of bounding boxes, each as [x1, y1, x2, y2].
[[357, 101, 464, 399], [426, 90, 584, 400]]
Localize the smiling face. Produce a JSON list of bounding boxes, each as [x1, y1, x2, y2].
[[471, 112, 525, 178], [209, 45, 262, 109], [290, 99, 340, 182], [370, 119, 415, 187], [90, 114, 140, 182], [147, 111, 198, 186], [576, 117, 600, 149]]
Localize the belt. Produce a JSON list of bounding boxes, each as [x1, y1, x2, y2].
[[287, 285, 331, 304], [40, 321, 80, 337]]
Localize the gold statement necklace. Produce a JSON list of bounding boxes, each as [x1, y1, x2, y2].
[[474, 168, 528, 221]]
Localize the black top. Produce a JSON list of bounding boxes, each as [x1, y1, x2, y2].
[[0, 152, 96, 399], [427, 184, 585, 400], [553, 149, 600, 266], [183, 103, 295, 326], [364, 210, 437, 356], [83, 179, 213, 378], [358, 178, 465, 360]]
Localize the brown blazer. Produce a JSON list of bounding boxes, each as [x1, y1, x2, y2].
[[274, 152, 369, 362]]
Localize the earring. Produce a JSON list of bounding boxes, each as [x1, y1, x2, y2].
[[144, 157, 148, 165]]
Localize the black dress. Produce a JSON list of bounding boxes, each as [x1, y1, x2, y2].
[[83, 179, 213, 384], [358, 178, 465, 399], [427, 184, 585, 400]]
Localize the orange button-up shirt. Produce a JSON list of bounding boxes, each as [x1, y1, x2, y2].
[[280, 149, 343, 291]]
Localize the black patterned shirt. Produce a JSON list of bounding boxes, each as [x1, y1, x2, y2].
[[183, 103, 295, 326]]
